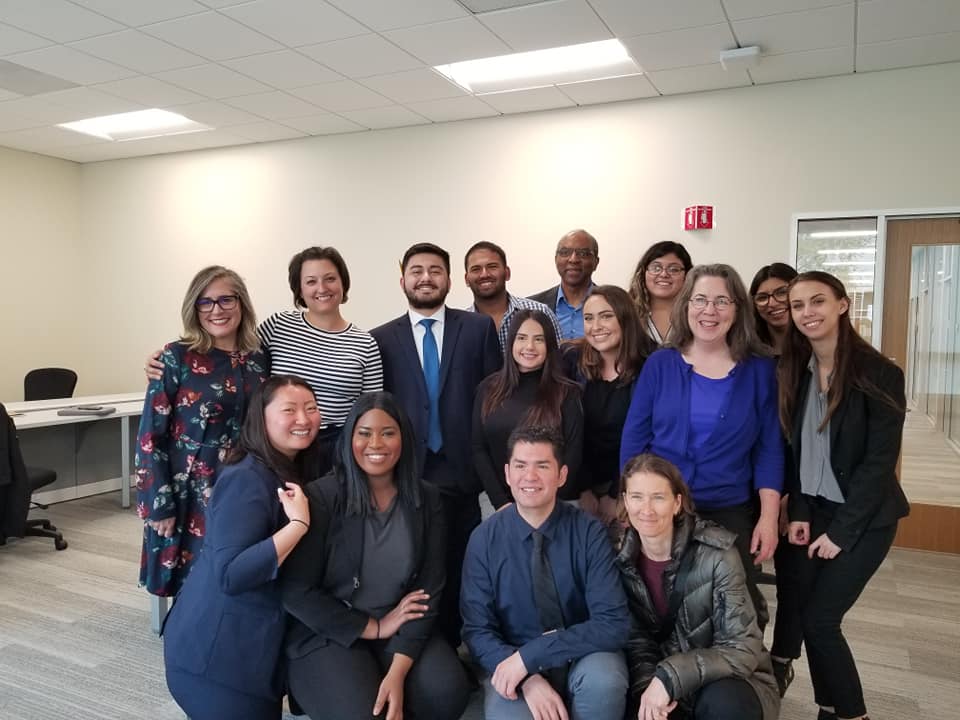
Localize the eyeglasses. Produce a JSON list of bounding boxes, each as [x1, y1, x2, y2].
[[556, 247, 596, 259], [196, 295, 239, 313], [690, 295, 735, 310], [646, 263, 685, 277], [754, 286, 789, 306]]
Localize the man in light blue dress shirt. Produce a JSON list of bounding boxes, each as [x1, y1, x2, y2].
[[528, 229, 599, 340]]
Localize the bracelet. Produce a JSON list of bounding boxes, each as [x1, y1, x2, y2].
[[375, 618, 381, 640], [290, 518, 309, 530]]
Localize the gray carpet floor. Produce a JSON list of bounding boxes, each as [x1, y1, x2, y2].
[[1, 492, 957, 719]]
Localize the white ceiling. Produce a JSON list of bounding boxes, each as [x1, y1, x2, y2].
[[0, 0, 956, 163]]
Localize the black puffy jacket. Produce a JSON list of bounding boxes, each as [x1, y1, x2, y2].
[[615, 515, 780, 720]]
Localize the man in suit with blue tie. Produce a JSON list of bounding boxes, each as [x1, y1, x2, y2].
[[371, 243, 502, 648]]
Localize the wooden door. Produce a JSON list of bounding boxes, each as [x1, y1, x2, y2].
[[882, 217, 960, 553]]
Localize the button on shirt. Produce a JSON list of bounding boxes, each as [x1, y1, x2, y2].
[[408, 307, 445, 366], [554, 284, 594, 340], [460, 502, 630, 675]]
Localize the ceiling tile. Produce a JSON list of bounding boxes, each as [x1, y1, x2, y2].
[[299, 34, 424, 78], [588, 0, 726, 36], [361, 68, 467, 103], [384, 17, 512, 65], [621, 24, 737, 71], [723, 1, 850, 21], [70, 0, 209, 26], [93, 76, 206, 107], [6, 46, 138, 85], [154, 64, 272, 98], [325, 0, 468, 32], [478, 0, 612, 53], [281, 113, 366, 134], [646, 63, 751, 94], [290, 79, 393, 112], [749, 46, 853, 83], [69, 30, 207, 74], [404, 95, 500, 122], [557, 73, 659, 104], [0, 124, 106, 149], [340, 104, 430, 129], [857, 30, 960, 72], [0, 107, 44, 132], [196, 0, 255, 7], [39, 87, 145, 118], [226, 120, 307, 141], [732, 4, 854, 55], [224, 90, 323, 119], [141, 12, 283, 61], [481, 86, 577, 113], [223, 51, 342, 89], [0, 22, 55, 55], [0, 95, 81, 123], [164, 99, 265, 126], [221, 0, 367, 47], [0, 88, 21, 102], [858, 0, 960, 44], [0, 0, 124, 42]]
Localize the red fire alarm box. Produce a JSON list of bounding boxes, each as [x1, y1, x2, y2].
[[684, 205, 714, 230]]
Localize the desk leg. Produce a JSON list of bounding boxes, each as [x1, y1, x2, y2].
[[121, 416, 131, 509], [150, 595, 169, 635]]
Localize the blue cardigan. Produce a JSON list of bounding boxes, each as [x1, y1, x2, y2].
[[162, 454, 286, 702], [619, 348, 783, 509]]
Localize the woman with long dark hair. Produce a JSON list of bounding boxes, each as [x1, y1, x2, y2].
[[162, 375, 319, 719], [137, 265, 268, 599], [750, 263, 799, 352], [565, 285, 656, 522], [280, 391, 471, 720], [620, 265, 783, 630], [628, 241, 693, 344], [616, 454, 780, 720], [780, 272, 908, 720], [472, 309, 583, 509]]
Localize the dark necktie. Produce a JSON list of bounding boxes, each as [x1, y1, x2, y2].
[[418, 318, 442, 452], [531, 530, 568, 697]]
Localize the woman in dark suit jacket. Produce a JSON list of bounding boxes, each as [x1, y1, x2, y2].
[[780, 271, 909, 720], [162, 375, 319, 720], [281, 391, 471, 720]]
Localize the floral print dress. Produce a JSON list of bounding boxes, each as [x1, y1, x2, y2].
[[136, 342, 268, 596]]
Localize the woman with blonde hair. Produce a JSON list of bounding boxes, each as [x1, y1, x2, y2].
[[136, 265, 268, 597]]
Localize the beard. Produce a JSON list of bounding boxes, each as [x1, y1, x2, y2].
[[404, 282, 450, 310]]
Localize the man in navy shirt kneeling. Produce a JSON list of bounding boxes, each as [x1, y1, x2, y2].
[[461, 425, 630, 720]]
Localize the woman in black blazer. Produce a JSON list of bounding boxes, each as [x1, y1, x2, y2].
[[281, 391, 471, 720], [779, 271, 909, 720], [162, 375, 318, 720]]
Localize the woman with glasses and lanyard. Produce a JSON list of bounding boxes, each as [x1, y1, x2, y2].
[[137, 265, 269, 599], [750, 262, 804, 698], [620, 264, 784, 631], [628, 242, 693, 345]]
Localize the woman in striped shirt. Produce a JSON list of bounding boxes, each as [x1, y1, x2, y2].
[[147, 247, 382, 481]]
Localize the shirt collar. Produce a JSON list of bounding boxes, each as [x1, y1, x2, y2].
[[556, 282, 594, 308], [512, 500, 564, 542], [408, 305, 446, 328]]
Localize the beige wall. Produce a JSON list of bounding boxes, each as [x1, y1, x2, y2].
[[0, 147, 81, 402], [4, 62, 959, 399]]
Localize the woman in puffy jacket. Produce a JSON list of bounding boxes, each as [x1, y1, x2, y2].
[[615, 453, 780, 720]]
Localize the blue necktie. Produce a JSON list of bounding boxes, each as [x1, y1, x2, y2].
[[419, 318, 443, 452]]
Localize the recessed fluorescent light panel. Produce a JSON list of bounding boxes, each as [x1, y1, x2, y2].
[[57, 109, 211, 142], [435, 39, 640, 95]]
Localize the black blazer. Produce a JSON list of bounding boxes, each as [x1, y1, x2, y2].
[[281, 473, 446, 661], [0, 404, 31, 541], [786, 350, 910, 551], [528, 285, 560, 312], [370, 309, 501, 494]]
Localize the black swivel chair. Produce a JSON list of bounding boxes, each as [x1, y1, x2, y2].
[[24, 368, 78, 402]]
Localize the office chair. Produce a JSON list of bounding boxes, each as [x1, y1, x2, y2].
[[24, 466, 68, 550], [24, 368, 78, 401]]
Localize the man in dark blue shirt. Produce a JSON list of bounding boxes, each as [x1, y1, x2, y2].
[[461, 426, 629, 720]]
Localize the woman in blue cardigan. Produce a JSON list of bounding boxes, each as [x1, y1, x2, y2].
[[620, 264, 783, 628], [162, 374, 320, 720]]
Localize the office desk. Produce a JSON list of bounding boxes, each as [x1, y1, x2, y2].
[[7, 392, 144, 509]]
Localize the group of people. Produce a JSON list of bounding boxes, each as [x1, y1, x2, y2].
[[135, 229, 908, 720]]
